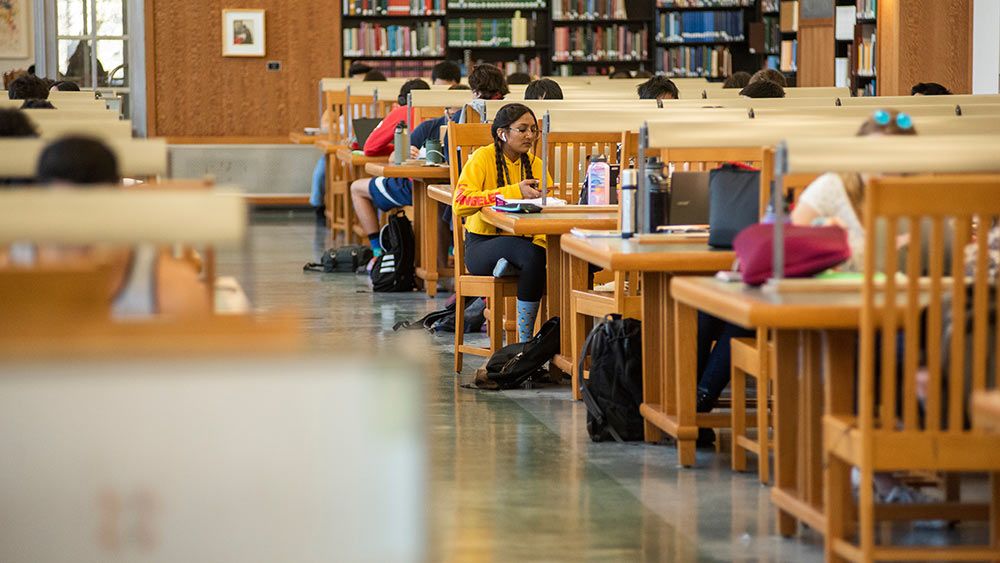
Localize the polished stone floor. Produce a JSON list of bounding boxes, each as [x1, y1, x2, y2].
[[217, 211, 831, 562]]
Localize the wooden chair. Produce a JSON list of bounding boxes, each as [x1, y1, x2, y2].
[[448, 122, 519, 372], [825, 173, 1000, 563]]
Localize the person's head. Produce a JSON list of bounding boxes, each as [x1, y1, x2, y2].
[[443, 83, 471, 118], [468, 64, 509, 100], [363, 70, 387, 82], [50, 80, 81, 92], [491, 103, 539, 182], [36, 136, 120, 185], [856, 109, 917, 137], [431, 61, 462, 85], [524, 78, 563, 100], [637, 76, 679, 100], [348, 62, 374, 77], [740, 80, 785, 98], [8, 74, 49, 100], [397, 78, 431, 106], [609, 70, 632, 79], [910, 82, 951, 96], [20, 98, 55, 109], [27, 64, 35, 75], [723, 71, 752, 89], [749, 68, 787, 88], [633, 70, 653, 79], [506, 72, 532, 85], [0, 108, 38, 137]]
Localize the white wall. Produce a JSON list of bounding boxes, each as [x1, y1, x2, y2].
[[0, 1, 34, 76], [973, 0, 1000, 94]]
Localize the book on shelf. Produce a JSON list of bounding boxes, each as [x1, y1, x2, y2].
[[447, 13, 538, 47], [779, 38, 796, 72], [779, 0, 798, 32], [765, 54, 780, 70], [349, 60, 441, 77], [552, 24, 649, 62], [761, 0, 779, 12], [656, 0, 752, 7], [447, 0, 546, 8], [856, 0, 876, 19], [343, 0, 446, 15], [657, 45, 732, 77], [762, 13, 780, 54], [857, 31, 876, 76], [834, 5, 855, 40], [859, 78, 876, 96], [344, 22, 446, 57], [552, 0, 627, 22], [656, 10, 745, 43], [835, 57, 848, 87]]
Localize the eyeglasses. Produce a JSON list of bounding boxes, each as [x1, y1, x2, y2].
[[506, 126, 539, 136], [873, 109, 913, 130]]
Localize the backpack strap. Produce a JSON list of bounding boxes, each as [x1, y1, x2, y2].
[[578, 319, 626, 443], [303, 262, 325, 272]]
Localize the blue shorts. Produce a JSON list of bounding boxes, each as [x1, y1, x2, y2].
[[368, 176, 413, 211]]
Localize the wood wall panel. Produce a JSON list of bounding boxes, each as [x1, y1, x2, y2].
[[146, 0, 341, 138], [798, 18, 835, 87], [878, 0, 972, 96]]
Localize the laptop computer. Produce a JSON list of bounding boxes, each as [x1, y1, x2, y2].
[[352, 117, 382, 147], [668, 171, 711, 226]]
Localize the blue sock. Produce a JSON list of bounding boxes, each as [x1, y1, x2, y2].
[[368, 232, 383, 256], [493, 258, 520, 277], [516, 299, 540, 342]]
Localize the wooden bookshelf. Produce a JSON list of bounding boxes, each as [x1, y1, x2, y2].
[[654, 0, 755, 78]]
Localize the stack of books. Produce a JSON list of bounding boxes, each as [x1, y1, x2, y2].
[[343, 22, 446, 57], [553, 24, 649, 61]]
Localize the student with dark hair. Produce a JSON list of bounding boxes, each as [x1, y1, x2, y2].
[[723, 71, 751, 89], [609, 70, 632, 79], [632, 69, 653, 78], [363, 70, 387, 81], [524, 78, 563, 100], [740, 80, 785, 98], [36, 136, 120, 185], [506, 72, 532, 85], [749, 68, 787, 87], [468, 64, 509, 100], [637, 76, 679, 100], [911, 82, 951, 96], [0, 108, 39, 137], [431, 61, 462, 85], [348, 62, 374, 77], [8, 74, 50, 100], [20, 99, 55, 109], [50, 80, 81, 92], [453, 103, 552, 342]]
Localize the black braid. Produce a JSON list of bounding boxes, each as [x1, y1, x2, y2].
[[520, 153, 534, 181], [494, 140, 511, 187]]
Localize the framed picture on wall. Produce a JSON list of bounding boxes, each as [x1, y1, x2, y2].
[[222, 9, 265, 57], [0, 0, 30, 58]]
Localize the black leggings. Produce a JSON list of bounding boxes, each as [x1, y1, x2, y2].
[[465, 232, 546, 302]]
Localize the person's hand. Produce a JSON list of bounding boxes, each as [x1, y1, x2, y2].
[[518, 179, 541, 198], [410, 145, 420, 159]]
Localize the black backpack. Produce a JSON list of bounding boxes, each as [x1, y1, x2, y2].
[[392, 297, 487, 334], [303, 245, 374, 273], [370, 210, 416, 292], [474, 317, 560, 390], [579, 315, 644, 442]]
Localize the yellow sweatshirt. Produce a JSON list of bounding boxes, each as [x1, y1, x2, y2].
[[452, 144, 553, 248]]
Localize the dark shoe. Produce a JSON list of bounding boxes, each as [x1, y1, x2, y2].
[[696, 427, 716, 448], [696, 388, 717, 413]]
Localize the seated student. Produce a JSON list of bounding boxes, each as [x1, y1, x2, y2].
[[363, 70, 387, 81], [609, 70, 632, 79], [911, 82, 951, 95], [452, 103, 552, 342], [20, 99, 55, 109], [507, 72, 532, 85], [431, 61, 462, 85], [347, 62, 374, 77], [633, 70, 653, 79], [34, 136, 210, 318], [7, 74, 50, 100], [346, 79, 431, 257], [722, 71, 751, 89], [749, 68, 787, 88], [637, 76, 679, 100], [524, 78, 563, 100], [468, 64, 509, 102], [0, 108, 38, 137], [50, 80, 81, 92], [740, 79, 784, 98]]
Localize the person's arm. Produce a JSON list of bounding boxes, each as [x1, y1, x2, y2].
[[155, 250, 211, 317], [453, 150, 532, 217], [790, 201, 821, 226]]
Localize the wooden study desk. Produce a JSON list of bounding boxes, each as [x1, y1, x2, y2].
[[479, 207, 618, 373], [670, 276, 867, 537], [560, 235, 733, 414], [366, 161, 451, 296], [289, 132, 323, 145]]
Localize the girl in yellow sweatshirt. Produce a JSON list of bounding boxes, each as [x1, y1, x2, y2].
[[452, 103, 552, 342]]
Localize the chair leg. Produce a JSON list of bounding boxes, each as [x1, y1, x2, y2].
[[503, 295, 517, 346], [757, 374, 770, 485], [489, 286, 506, 356], [570, 300, 585, 400], [991, 472, 1000, 551], [731, 361, 747, 473], [858, 465, 876, 562], [454, 291, 465, 373], [825, 454, 851, 563]]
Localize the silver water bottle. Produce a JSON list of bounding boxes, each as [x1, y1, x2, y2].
[[393, 121, 409, 165], [619, 168, 637, 238]]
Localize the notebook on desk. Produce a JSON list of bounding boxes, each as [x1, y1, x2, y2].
[[352, 118, 381, 147], [669, 171, 711, 226]]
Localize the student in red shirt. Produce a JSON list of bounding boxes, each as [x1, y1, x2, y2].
[[362, 79, 430, 156]]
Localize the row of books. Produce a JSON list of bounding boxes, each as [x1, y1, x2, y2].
[[343, 22, 447, 57], [552, 25, 649, 61], [461, 58, 543, 76], [856, 0, 876, 19], [552, 0, 628, 21], [857, 32, 876, 76], [447, 14, 539, 47], [655, 45, 732, 77], [779, 38, 796, 72], [656, 0, 752, 7], [858, 78, 876, 97], [348, 60, 439, 77], [655, 10, 745, 43], [762, 12, 781, 54], [343, 0, 445, 16], [761, 0, 778, 12], [447, 0, 546, 8]]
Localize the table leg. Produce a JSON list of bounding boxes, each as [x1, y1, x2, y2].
[[640, 272, 665, 444], [802, 331, 824, 511], [546, 236, 563, 323], [413, 180, 428, 294], [773, 329, 800, 536], [673, 289, 697, 467], [568, 254, 590, 401]]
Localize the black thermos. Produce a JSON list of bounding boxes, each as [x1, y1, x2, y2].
[[644, 156, 669, 233]]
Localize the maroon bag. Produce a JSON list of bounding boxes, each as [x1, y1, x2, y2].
[[733, 223, 851, 285]]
